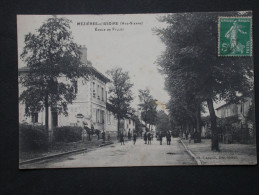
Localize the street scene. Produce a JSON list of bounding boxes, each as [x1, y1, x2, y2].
[[18, 12, 256, 169], [22, 138, 196, 168]]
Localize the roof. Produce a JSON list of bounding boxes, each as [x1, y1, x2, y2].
[[18, 65, 110, 83], [89, 65, 110, 83], [215, 102, 232, 110]]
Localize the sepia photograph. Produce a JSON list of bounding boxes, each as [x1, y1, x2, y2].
[[17, 11, 256, 169]]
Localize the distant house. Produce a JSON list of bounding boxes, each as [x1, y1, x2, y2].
[[201, 98, 253, 143], [120, 117, 135, 136], [19, 46, 110, 139], [215, 98, 252, 126]]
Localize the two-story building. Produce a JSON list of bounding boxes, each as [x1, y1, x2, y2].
[[19, 46, 110, 140]]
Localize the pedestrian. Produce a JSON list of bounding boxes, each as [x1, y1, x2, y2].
[[120, 132, 125, 145], [102, 131, 106, 143], [159, 132, 163, 145], [144, 132, 147, 144], [133, 132, 137, 145], [128, 131, 131, 141], [83, 121, 91, 141], [166, 132, 171, 145], [188, 132, 192, 144], [147, 132, 151, 145]]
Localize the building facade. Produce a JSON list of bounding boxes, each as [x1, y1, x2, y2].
[[215, 98, 252, 124], [19, 46, 110, 136]]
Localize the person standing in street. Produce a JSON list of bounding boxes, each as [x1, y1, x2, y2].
[[120, 132, 125, 145], [128, 131, 131, 141], [133, 132, 137, 145], [144, 132, 147, 144], [102, 130, 106, 143], [166, 131, 171, 145], [159, 132, 163, 145], [147, 132, 151, 145]]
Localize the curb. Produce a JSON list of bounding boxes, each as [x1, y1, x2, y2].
[[99, 141, 114, 147], [19, 148, 88, 166], [20, 141, 115, 166], [180, 139, 202, 165]]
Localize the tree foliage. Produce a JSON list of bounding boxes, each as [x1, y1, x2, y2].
[[138, 89, 157, 129], [19, 16, 91, 118], [106, 67, 134, 132], [156, 12, 253, 150], [156, 110, 171, 134]]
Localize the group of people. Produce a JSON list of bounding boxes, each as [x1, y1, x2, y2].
[[143, 131, 153, 144], [119, 130, 174, 146], [119, 131, 137, 145], [157, 131, 172, 145]]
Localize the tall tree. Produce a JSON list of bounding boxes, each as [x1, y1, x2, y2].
[[138, 89, 151, 127], [106, 67, 134, 135], [138, 89, 157, 130], [145, 99, 158, 130], [156, 12, 253, 151], [19, 16, 91, 132], [156, 110, 171, 135]]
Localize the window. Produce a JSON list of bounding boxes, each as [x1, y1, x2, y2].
[[101, 110, 105, 124], [31, 113, 38, 123], [97, 85, 100, 99], [101, 87, 104, 101], [107, 111, 111, 124], [129, 119, 131, 124], [93, 82, 96, 97], [97, 109, 100, 123]]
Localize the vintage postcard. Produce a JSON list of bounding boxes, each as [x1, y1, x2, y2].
[[18, 11, 256, 169]]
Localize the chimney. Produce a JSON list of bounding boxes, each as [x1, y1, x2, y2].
[[80, 45, 87, 65]]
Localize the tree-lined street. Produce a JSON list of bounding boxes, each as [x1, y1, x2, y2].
[[25, 138, 196, 168], [18, 13, 256, 168]]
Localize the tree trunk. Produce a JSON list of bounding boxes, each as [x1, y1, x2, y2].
[[207, 98, 219, 151], [196, 101, 201, 143], [45, 92, 49, 132]]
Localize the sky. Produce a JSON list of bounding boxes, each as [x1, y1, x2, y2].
[[17, 14, 170, 111]]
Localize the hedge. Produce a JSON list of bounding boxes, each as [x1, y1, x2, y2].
[[53, 126, 82, 143], [19, 124, 48, 152]]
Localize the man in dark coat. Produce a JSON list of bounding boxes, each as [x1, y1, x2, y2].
[[120, 132, 125, 145], [166, 131, 171, 145], [133, 133, 137, 145], [147, 132, 152, 145], [143, 132, 147, 144], [159, 132, 163, 145], [128, 131, 131, 141], [102, 131, 106, 143]]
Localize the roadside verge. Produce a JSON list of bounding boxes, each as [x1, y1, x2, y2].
[[180, 139, 202, 165], [19, 141, 114, 167]]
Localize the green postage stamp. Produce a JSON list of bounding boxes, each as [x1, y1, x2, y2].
[[218, 17, 252, 56]]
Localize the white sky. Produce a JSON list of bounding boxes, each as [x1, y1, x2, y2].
[[17, 14, 170, 110]]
